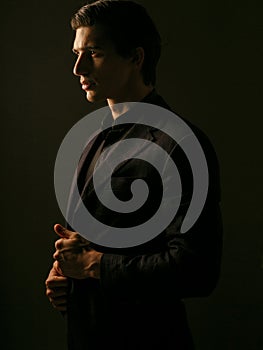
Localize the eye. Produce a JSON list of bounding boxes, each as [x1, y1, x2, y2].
[[88, 49, 104, 58], [72, 50, 79, 56], [88, 50, 99, 58]]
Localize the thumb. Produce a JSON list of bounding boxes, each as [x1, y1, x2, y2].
[[54, 224, 74, 239]]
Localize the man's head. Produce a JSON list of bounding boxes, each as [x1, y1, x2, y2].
[[71, 0, 161, 104]]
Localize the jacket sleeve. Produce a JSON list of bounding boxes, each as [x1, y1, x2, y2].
[[99, 132, 223, 302]]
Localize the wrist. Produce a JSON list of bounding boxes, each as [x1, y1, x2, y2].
[[84, 251, 103, 279]]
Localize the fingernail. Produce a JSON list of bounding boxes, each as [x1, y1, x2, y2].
[[56, 224, 63, 233]]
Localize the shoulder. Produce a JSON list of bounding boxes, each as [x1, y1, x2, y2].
[[147, 92, 221, 200]]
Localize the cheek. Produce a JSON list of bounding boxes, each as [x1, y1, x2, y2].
[[110, 66, 132, 86], [98, 59, 132, 80], [94, 59, 133, 93]]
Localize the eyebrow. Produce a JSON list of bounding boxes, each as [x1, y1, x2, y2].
[[72, 46, 102, 53]]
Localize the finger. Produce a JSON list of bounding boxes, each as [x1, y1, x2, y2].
[[54, 224, 75, 239], [47, 288, 68, 299], [55, 238, 64, 250], [50, 289, 68, 298], [50, 297, 67, 309], [48, 294, 68, 310], [74, 233, 90, 245], [52, 303, 67, 312], [53, 247, 66, 260], [46, 288, 67, 301], [46, 279, 68, 289], [53, 251, 59, 260], [51, 261, 66, 276], [54, 239, 80, 254], [52, 261, 64, 277], [54, 239, 81, 252], [46, 276, 68, 288], [46, 282, 68, 291]]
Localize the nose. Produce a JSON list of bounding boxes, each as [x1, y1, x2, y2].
[[73, 54, 91, 76]]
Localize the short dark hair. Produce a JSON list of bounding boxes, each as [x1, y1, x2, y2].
[[71, 0, 161, 86]]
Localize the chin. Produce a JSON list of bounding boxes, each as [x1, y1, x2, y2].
[[86, 92, 104, 103]]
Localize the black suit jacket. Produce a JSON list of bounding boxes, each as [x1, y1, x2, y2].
[[66, 91, 223, 350]]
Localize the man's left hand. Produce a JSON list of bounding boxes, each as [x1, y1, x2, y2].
[[53, 224, 103, 280]]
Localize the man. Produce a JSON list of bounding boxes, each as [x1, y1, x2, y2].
[[45, 1, 223, 349]]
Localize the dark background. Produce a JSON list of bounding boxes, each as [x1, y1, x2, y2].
[[1, 0, 262, 349]]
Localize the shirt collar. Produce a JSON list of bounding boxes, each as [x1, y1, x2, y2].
[[101, 89, 157, 129]]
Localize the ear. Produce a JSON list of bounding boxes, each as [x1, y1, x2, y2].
[[132, 47, 145, 70]]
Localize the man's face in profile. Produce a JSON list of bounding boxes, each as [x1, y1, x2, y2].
[[72, 25, 136, 104]]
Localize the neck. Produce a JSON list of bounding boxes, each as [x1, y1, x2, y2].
[[107, 84, 154, 120]]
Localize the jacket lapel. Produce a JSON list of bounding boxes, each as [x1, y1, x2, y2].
[[72, 124, 155, 216], [66, 132, 101, 224], [98, 124, 155, 175]]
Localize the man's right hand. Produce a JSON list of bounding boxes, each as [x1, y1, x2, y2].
[[45, 262, 68, 312]]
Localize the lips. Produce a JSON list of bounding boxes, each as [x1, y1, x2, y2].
[[81, 80, 96, 91]]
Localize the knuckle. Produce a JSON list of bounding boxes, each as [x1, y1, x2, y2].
[[46, 289, 53, 297], [74, 233, 82, 240], [45, 277, 53, 286], [55, 239, 62, 250], [53, 260, 59, 270], [45, 281, 49, 289]]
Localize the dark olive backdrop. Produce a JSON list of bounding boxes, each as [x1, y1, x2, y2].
[[1, 1, 262, 349]]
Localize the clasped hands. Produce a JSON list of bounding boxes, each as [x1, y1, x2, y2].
[[52, 224, 103, 280], [45, 224, 103, 311]]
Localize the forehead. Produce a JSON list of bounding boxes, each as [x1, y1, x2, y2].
[[73, 25, 111, 51]]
